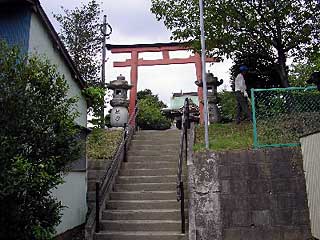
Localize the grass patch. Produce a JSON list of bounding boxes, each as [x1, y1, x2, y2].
[[194, 122, 253, 151], [87, 128, 123, 160]]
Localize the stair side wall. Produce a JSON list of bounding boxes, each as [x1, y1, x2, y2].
[[189, 147, 312, 240]]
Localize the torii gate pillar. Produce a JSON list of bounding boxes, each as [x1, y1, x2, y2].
[[106, 43, 219, 125], [130, 50, 138, 118]]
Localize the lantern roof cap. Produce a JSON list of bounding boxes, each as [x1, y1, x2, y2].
[[107, 75, 132, 90]]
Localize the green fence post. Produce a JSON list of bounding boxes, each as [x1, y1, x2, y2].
[[251, 88, 258, 149]]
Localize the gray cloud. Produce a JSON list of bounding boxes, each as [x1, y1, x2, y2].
[[105, 0, 171, 43], [40, 0, 171, 44]]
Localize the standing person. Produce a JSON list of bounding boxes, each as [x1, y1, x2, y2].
[[235, 65, 251, 124]]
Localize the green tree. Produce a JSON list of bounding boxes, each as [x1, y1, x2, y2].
[[54, 0, 102, 85], [217, 91, 237, 122], [290, 50, 320, 86], [137, 89, 167, 108], [229, 49, 282, 91], [151, 0, 320, 87], [82, 86, 106, 127], [0, 42, 80, 239], [137, 89, 171, 130], [54, 0, 106, 128]]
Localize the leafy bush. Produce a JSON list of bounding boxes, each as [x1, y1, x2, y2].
[[137, 95, 171, 130], [0, 42, 80, 239], [217, 91, 237, 122], [87, 129, 123, 160], [82, 86, 105, 127], [137, 89, 167, 108]]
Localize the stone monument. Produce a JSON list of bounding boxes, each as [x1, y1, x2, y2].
[[107, 75, 132, 127], [195, 72, 223, 123]]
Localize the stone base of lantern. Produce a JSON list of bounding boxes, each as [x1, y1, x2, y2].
[[110, 106, 129, 127], [208, 104, 221, 123]]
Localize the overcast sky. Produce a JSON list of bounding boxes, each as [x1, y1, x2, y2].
[[40, 0, 232, 105]]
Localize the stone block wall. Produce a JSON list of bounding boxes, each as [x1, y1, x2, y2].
[[189, 147, 312, 240]]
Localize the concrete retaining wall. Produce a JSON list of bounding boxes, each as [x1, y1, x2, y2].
[[189, 147, 312, 240]]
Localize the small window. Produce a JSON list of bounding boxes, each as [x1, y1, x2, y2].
[[116, 89, 122, 95]]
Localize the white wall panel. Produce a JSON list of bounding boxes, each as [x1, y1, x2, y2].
[[301, 132, 320, 239], [28, 13, 87, 127], [51, 172, 87, 235]]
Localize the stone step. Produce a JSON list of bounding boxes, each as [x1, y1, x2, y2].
[[102, 209, 183, 221], [94, 231, 187, 240], [110, 191, 177, 200], [131, 139, 180, 146], [127, 155, 178, 162], [88, 188, 188, 202], [107, 200, 181, 210], [88, 181, 177, 193], [87, 170, 106, 180], [135, 130, 180, 136], [90, 130, 188, 240], [119, 168, 177, 176], [87, 160, 110, 170], [117, 175, 177, 184], [114, 183, 176, 192], [90, 179, 129, 192], [128, 149, 178, 156], [133, 135, 180, 143], [129, 144, 180, 151], [133, 133, 179, 139], [122, 161, 177, 169], [132, 136, 179, 142], [136, 129, 180, 133], [100, 220, 182, 232]]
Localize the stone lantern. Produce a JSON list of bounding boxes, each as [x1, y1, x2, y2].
[[195, 72, 223, 123], [107, 75, 132, 127]]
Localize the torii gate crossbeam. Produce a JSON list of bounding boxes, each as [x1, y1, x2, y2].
[[106, 42, 219, 125]]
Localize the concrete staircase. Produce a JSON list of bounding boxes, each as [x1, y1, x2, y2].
[[94, 129, 188, 240]]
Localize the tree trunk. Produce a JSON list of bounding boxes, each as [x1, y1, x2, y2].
[[277, 49, 289, 88], [273, 4, 289, 88]]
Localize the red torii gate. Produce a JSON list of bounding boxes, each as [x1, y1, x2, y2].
[[106, 42, 219, 124]]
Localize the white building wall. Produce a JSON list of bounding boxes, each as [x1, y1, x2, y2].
[[27, 13, 88, 235], [50, 172, 87, 235], [300, 132, 320, 239], [28, 13, 87, 127]]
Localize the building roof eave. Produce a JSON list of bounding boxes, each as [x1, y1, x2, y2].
[[0, 0, 87, 90], [33, 1, 86, 89]]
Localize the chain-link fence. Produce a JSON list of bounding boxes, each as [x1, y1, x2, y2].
[[251, 86, 320, 148]]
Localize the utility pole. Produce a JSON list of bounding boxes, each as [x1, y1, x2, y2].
[[100, 15, 112, 128], [199, 0, 210, 149]]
